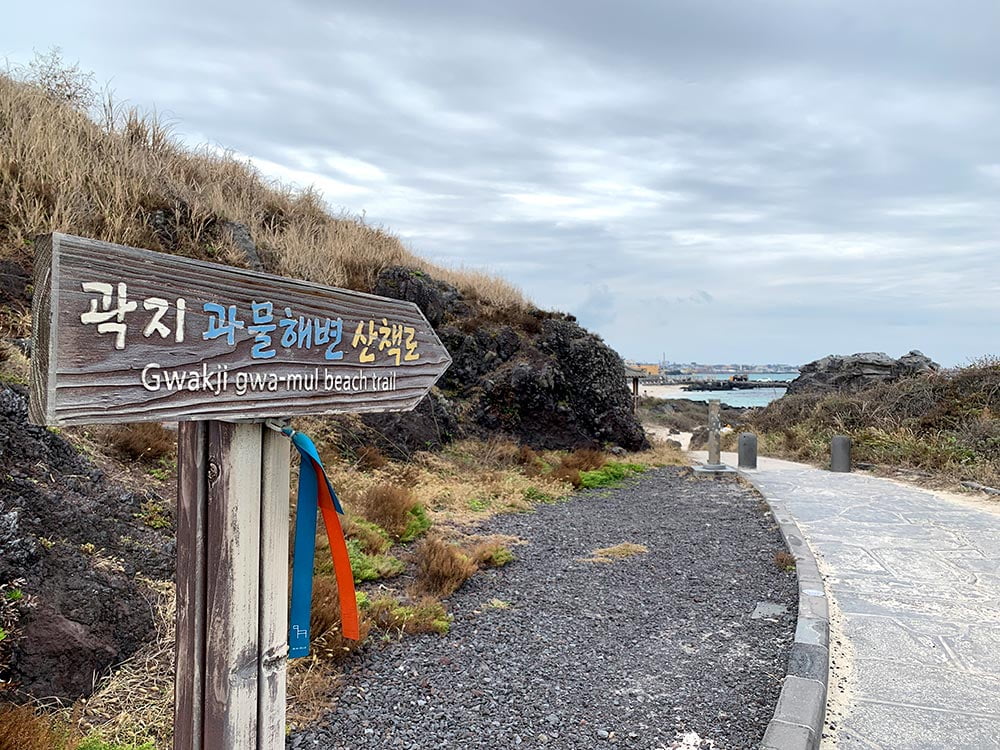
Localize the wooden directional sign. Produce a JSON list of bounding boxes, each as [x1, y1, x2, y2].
[[29, 233, 452, 426]]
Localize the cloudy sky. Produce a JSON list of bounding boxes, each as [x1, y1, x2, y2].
[[4, 1, 999, 366]]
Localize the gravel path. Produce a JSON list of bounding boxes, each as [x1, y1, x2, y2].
[[290, 468, 796, 750]]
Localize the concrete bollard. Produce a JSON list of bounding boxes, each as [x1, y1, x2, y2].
[[831, 435, 852, 472], [738, 432, 758, 469]]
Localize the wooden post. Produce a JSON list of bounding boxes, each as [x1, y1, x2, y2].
[[175, 422, 289, 750]]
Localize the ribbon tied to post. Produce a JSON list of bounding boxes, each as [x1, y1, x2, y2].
[[272, 421, 359, 658]]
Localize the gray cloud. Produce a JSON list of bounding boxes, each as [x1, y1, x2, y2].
[[3, 0, 999, 365]]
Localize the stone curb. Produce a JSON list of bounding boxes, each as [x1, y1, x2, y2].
[[738, 469, 830, 750]]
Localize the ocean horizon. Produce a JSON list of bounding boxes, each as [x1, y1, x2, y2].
[[644, 372, 797, 408]]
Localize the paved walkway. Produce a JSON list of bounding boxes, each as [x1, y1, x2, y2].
[[702, 453, 1000, 749]]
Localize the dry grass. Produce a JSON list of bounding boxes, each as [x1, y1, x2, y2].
[[347, 483, 421, 540], [630, 437, 689, 468], [0, 703, 75, 750], [581, 542, 649, 563], [367, 596, 451, 636], [558, 448, 607, 473], [73, 579, 174, 748], [466, 539, 515, 568], [550, 465, 582, 488], [774, 551, 796, 571], [0, 342, 30, 386], [748, 360, 1000, 485], [411, 535, 478, 598], [0, 69, 527, 343], [101, 423, 176, 463], [354, 445, 388, 471], [308, 577, 371, 662], [323, 439, 574, 523]]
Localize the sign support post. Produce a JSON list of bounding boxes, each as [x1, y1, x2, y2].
[[174, 422, 290, 749], [28, 233, 452, 750]]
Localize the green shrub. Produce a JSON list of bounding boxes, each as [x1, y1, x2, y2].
[[399, 503, 431, 542], [579, 462, 646, 489], [339, 540, 405, 583]]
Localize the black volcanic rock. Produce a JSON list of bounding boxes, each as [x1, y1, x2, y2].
[[0, 387, 173, 701], [369, 267, 648, 452], [787, 350, 939, 394]]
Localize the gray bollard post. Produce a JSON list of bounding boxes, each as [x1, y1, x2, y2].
[[831, 435, 852, 472], [738, 432, 758, 469]]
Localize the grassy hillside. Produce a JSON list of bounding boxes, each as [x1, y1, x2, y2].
[[746, 359, 1000, 485], [0, 66, 523, 341]]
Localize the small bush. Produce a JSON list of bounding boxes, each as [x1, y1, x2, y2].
[[774, 551, 796, 571], [343, 516, 391, 555], [551, 465, 582, 488], [412, 535, 477, 598], [469, 541, 515, 568], [103, 423, 176, 462], [399, 503, 431, 542], [351, 484, 424, 540]]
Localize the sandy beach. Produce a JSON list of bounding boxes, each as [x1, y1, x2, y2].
[[637, 383, 691, 400]]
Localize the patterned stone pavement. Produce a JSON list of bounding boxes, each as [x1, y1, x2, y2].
[[721, 454, 1000, 749]]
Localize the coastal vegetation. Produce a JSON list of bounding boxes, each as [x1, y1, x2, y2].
[[746, 358, 1000, 486]]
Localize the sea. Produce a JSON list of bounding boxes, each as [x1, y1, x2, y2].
[[641, 372, 798, 408]]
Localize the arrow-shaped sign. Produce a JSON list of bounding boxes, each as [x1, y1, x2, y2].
[[29, 233, 452, 426]]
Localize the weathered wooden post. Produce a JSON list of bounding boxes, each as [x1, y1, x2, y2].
[[28, 233, 452, 749]]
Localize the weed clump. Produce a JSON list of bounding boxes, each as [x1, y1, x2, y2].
[[579, 462, 646, 489], [412, 535, 478, 598], [469, 541, 515, 568], [350, 484, 429, 542], [582, 542, 649, 563], [355, 445, 387, 471], [342, 540, 405, 583], [343, 516, 391, 555], [368, 596, 452, 635], [774, 551, 796, 571]]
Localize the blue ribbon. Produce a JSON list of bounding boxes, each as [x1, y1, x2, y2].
[[286, 428, 348, 659]]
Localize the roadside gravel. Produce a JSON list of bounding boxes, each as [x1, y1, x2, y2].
[[290, 467, 796, 750]]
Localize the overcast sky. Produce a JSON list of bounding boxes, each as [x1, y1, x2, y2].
[[4, 1, 999, 366]]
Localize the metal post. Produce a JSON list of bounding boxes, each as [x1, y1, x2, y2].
[[175, 422, 289, 750], [738, 432, 758, 469], [831, 435, 852, 473]]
